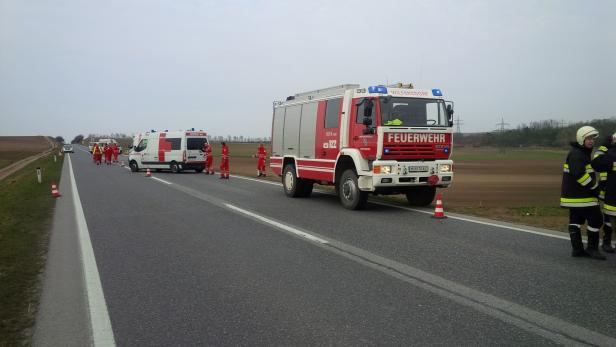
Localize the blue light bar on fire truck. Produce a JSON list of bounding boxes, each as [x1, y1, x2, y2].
[[368, 86, 388, 94], [432, 89, 443, 96]]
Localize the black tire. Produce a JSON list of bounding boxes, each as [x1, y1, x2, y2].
[[282, 164, 312, 198], [338, 169, 368, 210], [195, 167, 204, 173], [170, 161, 181, 173], [129, 161, 139, 172], [300, 182, 314, 197], [405, 186, 437, 207]]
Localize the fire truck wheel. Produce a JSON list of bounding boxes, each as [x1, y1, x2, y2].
[[283, 164, 312, 197], [170, 161, 181, 173], [129, 160, 139, 172], [283, 164, 299, 197], [405, 186, 436, 206], [339, 169, 368, 210]]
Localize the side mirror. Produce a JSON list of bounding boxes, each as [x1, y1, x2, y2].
[[446, 102, 454, 127], [363, 99, 374, 118], [362, 127, 375, 135]]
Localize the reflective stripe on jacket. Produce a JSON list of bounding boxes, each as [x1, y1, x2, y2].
[[561, 143, 598, 208], [592, 145, 616, 215]]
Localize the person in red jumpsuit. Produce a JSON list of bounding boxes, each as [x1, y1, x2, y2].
[[103, 144, 112, 165], [255, 144, 267, 177], [92, 144, 102, 165], [203, 143, 214, 175], [112, 143, 119, 163], [219, 142, 229, 179]]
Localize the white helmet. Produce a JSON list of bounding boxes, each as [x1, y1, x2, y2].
[[576, 126, 598, 146]]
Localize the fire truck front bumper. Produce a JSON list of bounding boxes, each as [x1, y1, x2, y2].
[[358, 160, 454, 192]]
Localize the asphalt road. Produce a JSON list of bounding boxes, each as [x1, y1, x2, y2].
[[35, 146, 616, 346]]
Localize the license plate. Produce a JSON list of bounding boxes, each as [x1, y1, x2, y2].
[[408, 165, 429, 172], [398, 164, 429, 174]]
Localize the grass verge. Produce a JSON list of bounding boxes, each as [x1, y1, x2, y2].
[[443, 205, 568, 232], [0, 154, 63, 346], [370, 194, 569, 232]]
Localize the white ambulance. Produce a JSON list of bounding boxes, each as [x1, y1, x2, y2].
[[128, 130, 209, 173]]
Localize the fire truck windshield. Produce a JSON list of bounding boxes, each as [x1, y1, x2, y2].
[[380, 97, 449, 127]]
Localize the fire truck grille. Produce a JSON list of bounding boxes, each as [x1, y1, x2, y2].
[[383, 144, 435, 159]]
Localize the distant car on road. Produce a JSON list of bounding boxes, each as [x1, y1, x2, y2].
[[62, 144, 74, 153]]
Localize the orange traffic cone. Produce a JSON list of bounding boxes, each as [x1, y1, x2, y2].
[[146, 168, 151, 177], [51, 182, 61, 198], [432, 193, 446, 219]]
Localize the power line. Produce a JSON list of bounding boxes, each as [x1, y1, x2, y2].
[[455, 116, 464, 134], [495, 117, 510, 132]]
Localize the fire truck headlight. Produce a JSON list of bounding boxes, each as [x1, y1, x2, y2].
[[439, 164, 451, 173], [373, 165, 391, 174]]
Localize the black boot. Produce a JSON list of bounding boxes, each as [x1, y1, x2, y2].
[[602, 224, 615, 253], [570, 226, 589, 257], [586, 231, 607, 260]]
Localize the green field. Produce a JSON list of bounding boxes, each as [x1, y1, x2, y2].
[[209, 142, 265, 158], [451, 147, 567, 161], [0, 154, 63, 346], [0, 152, 43, 170]]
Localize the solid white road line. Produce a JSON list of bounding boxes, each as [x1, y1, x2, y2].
[[370, 201, 570, 241], [225, 203, 329, 244], [229, 174, 569, 241], [68, 155, 116, 347], [229, 174, 280, 186], [151, 176, 172, 185]]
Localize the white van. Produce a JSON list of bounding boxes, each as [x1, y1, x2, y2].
[[128, 130, 208, 173]]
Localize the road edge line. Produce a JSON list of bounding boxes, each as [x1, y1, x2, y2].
[[229, 174, 568, 241], [68, 155, 116, 347]]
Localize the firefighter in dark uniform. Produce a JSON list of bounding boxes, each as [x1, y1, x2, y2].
[[591, 133, 615, 253], [561, 126, 604, 259]]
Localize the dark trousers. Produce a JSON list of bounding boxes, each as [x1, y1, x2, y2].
[[569, 206, 603, 232]]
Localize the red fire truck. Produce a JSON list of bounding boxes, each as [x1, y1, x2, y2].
[[270, 84, 454, 210]]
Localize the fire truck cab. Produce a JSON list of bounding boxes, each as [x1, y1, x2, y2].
[[270, 84, 454, 210]]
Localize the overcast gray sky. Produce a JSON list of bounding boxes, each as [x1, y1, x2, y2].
[[1, 0, 615, 141]]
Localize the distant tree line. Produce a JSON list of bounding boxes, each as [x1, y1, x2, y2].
[[71, 135, 84, 144], [457, 118, 616, 148]]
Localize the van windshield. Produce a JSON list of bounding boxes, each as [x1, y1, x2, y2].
[[380, 97, 448, 127], [187, 137, 208, 150]]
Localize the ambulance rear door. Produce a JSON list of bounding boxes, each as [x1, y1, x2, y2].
[[186, 135, 208, 163]]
